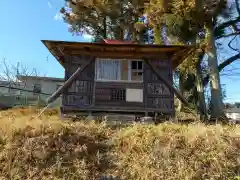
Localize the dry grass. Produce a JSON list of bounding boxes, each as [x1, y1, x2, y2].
[[0, 108, 239, 180]]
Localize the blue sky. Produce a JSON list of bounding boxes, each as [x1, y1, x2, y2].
[[0, 0, 239, 103], [0, 0, 91, 78]]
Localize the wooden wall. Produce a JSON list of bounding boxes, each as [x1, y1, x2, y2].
[[62, 55, 95, 107], [120, 60, 129, 80], [61, 54, 174, 115], [144, 57, 174, 113]]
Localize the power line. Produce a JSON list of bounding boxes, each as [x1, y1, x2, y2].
[[0, 85, 51, 96]]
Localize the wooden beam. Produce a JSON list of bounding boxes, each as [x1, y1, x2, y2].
[[47, 57, 95, 104], [65, 51, 167, 57], [54, 52, 181, 69], [62, 47, 182, 54], [67, 52, 182, 69], [66, 51, 166, 58]]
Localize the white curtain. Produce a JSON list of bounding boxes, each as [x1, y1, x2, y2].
[[96, 59, 120, 80]]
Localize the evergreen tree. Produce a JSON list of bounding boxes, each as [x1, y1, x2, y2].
[[144, 0, 239, 120]]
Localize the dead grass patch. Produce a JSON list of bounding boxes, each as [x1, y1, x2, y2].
[[0, 108, 239, 180]]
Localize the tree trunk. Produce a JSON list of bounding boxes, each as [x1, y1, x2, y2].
[[153, 24, 166, 44], [195, 60, 207, 120], [183, 53, 240, 93], [194, 0, 208, 121], [205, 24, 225, 120], [177, 71, 184, 112], [154, 25, 162, 44], [103, 17, 107, 39], [132, 13, 139, 42], [132, 26, 137, 42]]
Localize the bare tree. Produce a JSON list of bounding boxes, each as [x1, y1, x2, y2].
[[0, 58, 40, 89]]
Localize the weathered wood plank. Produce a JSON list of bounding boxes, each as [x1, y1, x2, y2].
[[61, 105, 173, 113], [143, 58, 174, 111], [47, 57, 95, 104], [62, 56, 95, 107], [95, 81, 144, 88]]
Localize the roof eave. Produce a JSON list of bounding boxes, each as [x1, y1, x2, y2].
[[41, 40, 65, 67], [41, 40, 194, 69]]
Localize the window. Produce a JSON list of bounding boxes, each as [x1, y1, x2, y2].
[[95, 58, 143, 82], [111, 89, 126, 100], [130, 60, 143, 81], [33, 84, 41, 94], [95, 59, 120, 81], [16, 90, 22, 95]]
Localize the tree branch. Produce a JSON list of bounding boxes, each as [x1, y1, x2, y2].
[[228, 35, 239, 52], [214, 16, 240, 34], [203, 53, 240, 86], [235, 0, 240, 16], [0, 58, 41, 89], [216, 32, 240, 39]]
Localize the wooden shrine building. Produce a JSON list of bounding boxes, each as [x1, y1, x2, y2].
[[42, 39, 193, 119]]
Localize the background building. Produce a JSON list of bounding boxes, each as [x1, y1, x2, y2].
[[0, 76, 64, 108], [225, 102, 240, 123]]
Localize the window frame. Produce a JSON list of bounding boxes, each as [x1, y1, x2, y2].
[[32, 84, 42, 95], [95, 58, 143, 83], [128, 60, 143, 82]]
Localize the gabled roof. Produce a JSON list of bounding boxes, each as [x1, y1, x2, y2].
[[41, 40, 194, 69]]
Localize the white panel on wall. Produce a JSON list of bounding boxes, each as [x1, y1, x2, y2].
[[126, 88, 143, 102]]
